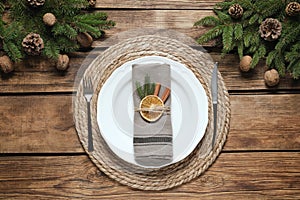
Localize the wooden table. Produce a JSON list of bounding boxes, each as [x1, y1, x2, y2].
[[1, 1, 299, 199]]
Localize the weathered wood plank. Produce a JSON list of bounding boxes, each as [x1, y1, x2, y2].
[[0, 153, 299, 199], [227, 94, 300, 150], [101, 10, 214, 41], [96, 0, 222, 9], [0, 94, 299, 153], [0, 52, 299, 93], [0, 95, 83, 153]]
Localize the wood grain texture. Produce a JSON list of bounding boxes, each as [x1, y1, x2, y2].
[[227, 94, 300, 150], [0, 94, 299, 153], [96, 0, 222, 9], [0, 153, 299, 199], [101, 10, 214, 40], [0, 52, 299, 93], [0, 95, 83, 153]]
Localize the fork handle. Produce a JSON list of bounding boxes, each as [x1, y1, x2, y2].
[[87, 101, 94, 152]]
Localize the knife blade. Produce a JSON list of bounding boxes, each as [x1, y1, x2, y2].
[[211, 62, 218, 148]]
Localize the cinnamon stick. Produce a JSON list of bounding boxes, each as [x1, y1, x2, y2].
[[161, 87, 170, 103], [154, 83, 161, 96]]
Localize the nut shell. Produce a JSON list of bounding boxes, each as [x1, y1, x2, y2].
[[239, 55, 252, 72], [43, 13, 56, 26], [76, 32, 93, 48], [0, 55, 14, 73], [264, 69, 280, 87], [56, 54, 70, 71]]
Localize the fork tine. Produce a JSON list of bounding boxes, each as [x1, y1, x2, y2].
[[89, 78, 93, 90], [83, 78, 87, 88]]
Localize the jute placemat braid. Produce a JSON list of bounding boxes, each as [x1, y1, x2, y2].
[[74, 35, 230, 190]]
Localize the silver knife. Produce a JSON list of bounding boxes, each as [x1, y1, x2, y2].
[[211, 62, 218, 148]]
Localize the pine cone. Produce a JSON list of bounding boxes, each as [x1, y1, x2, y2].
[[22, 33, 44, 56], [88, 0, 96, 7], [285, 2, 300, 16], [27, 0, 45, 7], [228, 4, 243, 19], [259, 18, 282, 41]]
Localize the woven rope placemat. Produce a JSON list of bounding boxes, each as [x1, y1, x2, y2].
[[74, 35, 230, 190]]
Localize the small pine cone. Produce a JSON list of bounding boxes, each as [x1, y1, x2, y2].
[[259, 18, 282, 41], [264, 69, 280, 87], [22, 33, 44, 56], [43, 13, 56, 26], [0, 55, 14, 73], [228, 4, 244, 19], [285, 2, 300, 16], [56, 54, 70, 71], [77, 32, 93, 48], [88, 0, 96, 7], [27, 0, 45, 7]]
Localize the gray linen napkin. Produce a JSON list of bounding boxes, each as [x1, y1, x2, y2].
[[132, 63, 173, 167]]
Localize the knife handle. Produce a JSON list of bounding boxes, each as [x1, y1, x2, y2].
[[212, 103, 218, 148], [87, 101, 94, 152]]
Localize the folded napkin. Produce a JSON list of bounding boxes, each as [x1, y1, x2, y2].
[[132, 63, 173, 167]]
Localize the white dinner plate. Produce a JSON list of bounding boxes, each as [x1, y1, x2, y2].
[[97, 56, 208, 168]]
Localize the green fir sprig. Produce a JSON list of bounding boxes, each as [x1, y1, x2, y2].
[[194, 0, 300, 79], [136, 74, 155, 100], [0, 0, 115, 62]]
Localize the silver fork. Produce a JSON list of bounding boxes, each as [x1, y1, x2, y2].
[[83, 77, 94, 152]]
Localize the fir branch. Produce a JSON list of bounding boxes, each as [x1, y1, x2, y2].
[[266, 50, 277, 67], [234, 23, 243, 40], [43, 40, 60, 59], [75, 12, 109, 23], [214, 9, 232, 24], [55, 36, 79, 53], [275, 23, 300, 53], [194, 16, 221, 27], [0, 2, 4, 14], [290, 60, 300, 79], [249, 14, 259, 25], [250, 46, 266, 68], [285, 43, 300, 62], [194, 0, 300, 78], [236, 0, 254, 10], [274, 54, 286, 76], [3, 41, 23, 62], [237, 41, 244, 59], [73, 21, 102, 38], [2, 0, 115, 63], [52, 23, 78, 39], [286, 42, 300, 78], [255, 0, 284, 20], [196, 25, 225, 44], [242, 10, 254, 20], [222, 25, 234, 52]]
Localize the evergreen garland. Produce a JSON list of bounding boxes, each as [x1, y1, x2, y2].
[[194, 0, 300, 79], [0, 0, 115, 62]]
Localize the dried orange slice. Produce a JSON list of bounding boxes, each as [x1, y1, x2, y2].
[[139, 95, 164, 122]]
